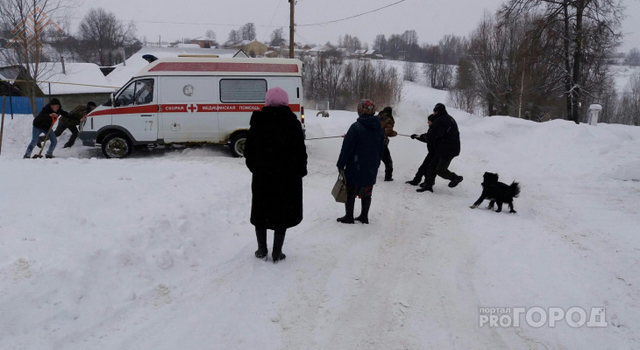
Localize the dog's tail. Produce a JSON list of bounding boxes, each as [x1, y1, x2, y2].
[[510, 182, 521, 198]]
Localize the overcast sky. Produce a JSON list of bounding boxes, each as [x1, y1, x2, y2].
[[64, 0, 640, 52]]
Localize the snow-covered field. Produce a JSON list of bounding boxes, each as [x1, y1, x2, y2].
[[1, 82, 639, 349]]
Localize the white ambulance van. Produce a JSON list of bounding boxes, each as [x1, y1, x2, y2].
[[79, 56, 305, 158]]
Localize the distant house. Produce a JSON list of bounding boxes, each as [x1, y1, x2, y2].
[[190, 37, 216, 48], [234, 40, 269, 57], [306, 45, 331, 57], [0, 64, 44, 97], [37, 62, 116, 107], [352, 49, 378, 59]]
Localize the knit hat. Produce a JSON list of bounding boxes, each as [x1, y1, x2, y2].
[[49, 98, 61, 107], [428, 114, 436, 122], [433, 103, 447, 114], [382, 106, 392, 114], [265, 87, 289, 107], [357, 99, 376, 116]]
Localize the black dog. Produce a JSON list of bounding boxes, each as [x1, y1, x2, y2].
[[470, 172, 520, 213]]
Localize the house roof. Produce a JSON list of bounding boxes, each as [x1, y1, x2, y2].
[[37, 62, 116, 95], [106, 46, 247, 87]]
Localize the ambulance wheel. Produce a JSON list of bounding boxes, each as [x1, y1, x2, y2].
[[229, 133, 248, 157], [102, 133, 132, 159]]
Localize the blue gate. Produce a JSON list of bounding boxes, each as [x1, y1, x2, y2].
[[0, 96, 45, 118]]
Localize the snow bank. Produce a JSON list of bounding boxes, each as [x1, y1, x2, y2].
[[1, 81, 639, 349]]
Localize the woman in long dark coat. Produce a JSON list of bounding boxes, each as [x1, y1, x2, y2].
[[244, 87, 308, 262]]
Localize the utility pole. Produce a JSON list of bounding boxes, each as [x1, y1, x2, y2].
[[289, 0, 295, 58]]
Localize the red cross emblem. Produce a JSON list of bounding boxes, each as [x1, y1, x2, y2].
[[186, 104, 198, 113]]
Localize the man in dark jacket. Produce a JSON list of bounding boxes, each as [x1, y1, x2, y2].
[[417, 103, 463, 192], [24, 98, 69, 159], [336, 99, 385, 224], [244, 87, 307, 263], [38, 101, 96, 148]]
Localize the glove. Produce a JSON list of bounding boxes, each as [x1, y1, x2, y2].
[[411, 134, 418, 139]]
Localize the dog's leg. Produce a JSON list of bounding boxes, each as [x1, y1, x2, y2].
[[487, 200, 495, 209], [470, 195, 485, 209], [496, 201, 503, 213], [508, 201, 517, 213]]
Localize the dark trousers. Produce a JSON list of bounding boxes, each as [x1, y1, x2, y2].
[[425, 155, 454, 185], [40, 123, 79, 147], [381, 144, 393, 179], [412, 152, 434, 183]]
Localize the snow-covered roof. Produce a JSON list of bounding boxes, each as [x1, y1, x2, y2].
[[37, 62, 116, 95], [106, 46, 247, 87], [173, 43, 201, 49], [308, 45, 331, 53]]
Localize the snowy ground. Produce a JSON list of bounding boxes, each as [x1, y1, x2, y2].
[[1, 82, 640, 349]]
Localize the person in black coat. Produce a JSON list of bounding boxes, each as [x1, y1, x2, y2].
[[336, 99, 385, 224], [244, 87, 308, 263], [24, 98, 70, 159], [417, 103, 463, 192]]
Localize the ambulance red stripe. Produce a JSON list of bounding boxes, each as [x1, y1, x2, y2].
[[89, 105, 158, 117], [149, 62, 299, 73], [88, 104, 301, 117]]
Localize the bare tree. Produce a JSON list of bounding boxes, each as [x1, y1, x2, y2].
[[205, 29, 216, 41], [627, 48, 640, 66], [241, 23, 256, 41], [226, 29, 241, 45], [77, 8, 136, 66], [270, 28, 285, 47], [403, 61, 418, 82], [499, 0, 624, 123], [0, 0, 67, 115]]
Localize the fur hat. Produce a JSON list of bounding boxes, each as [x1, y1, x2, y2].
[[433, 103, 447, 114], [49, 98, 61, 107], [265, 87, 289, 107], [357, 99, 376, 116]]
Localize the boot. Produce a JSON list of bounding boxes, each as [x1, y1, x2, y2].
[[448, 174, 463, 188], [45, 154, 55, 159], [255, 228, 268, 259], [355, 197, 371, 224], [384, 168, 393, 181], [337, 195, 355, 224], [405, 178, 420, 186], [417, 182, 433, 193], [272, 230, 286, 263]]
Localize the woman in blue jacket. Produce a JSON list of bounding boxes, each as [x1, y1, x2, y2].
[[336, 99, 385, 224]]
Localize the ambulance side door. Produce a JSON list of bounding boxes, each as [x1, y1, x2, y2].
[[159, 76, 218, 143], [112, 78, 158, 142]]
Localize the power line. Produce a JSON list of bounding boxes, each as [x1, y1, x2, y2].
[[296, 0, 406, 27], [261, 0, 284, 43]]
